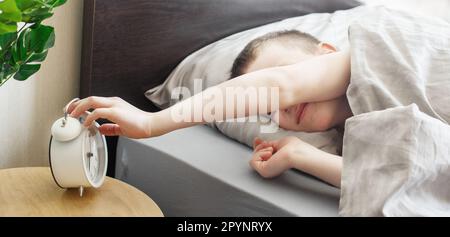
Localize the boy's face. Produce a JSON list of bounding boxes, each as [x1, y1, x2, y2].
[[244, 42, 350, 132]]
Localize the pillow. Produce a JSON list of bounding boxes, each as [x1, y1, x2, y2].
[[145, 6, 370, 154]]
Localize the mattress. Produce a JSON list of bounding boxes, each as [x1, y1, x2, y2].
[[115, 125, 340, 216]]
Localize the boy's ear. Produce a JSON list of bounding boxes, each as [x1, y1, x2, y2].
[[318, 42, 337, 54]]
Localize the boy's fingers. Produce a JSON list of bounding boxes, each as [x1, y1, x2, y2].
[[249, 157, 269, 177], [267, 140, 278, 147], [98, 123, 122, 136], [261, 147, 273, 151], [254, 143, 264, 152], [253, 137, 263, 149], [249, 156, 262, 169], [70, 96, 115, 118], [267, 140, 281, 151], [259, 147, 273, 154], [251, 149, 272, 167], [84, 108, 116, 127], [65, 98, 80, 114], [254, 142, 272, 152], [260, 151, 273, 161], [257, 150, 272, 157]]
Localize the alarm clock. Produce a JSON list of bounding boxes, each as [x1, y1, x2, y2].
[[49, 98, 108, 197]]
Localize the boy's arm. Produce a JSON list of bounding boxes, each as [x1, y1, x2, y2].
[[290, 147, 342, 188], [70, 50, 351, 138], [251, 137, 342, 188], [277, 49, 351, 106], [152, 49, 351, 136]]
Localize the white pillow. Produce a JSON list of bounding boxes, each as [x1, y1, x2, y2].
[[145, 6, 370, 154]]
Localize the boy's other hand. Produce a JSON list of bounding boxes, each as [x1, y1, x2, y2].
[[250, 136, 298, 178], [250, 136, 317, 178], [67, 96, 153, 139]]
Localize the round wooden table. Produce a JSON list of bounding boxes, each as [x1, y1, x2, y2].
[[0, 167, 163, 217]]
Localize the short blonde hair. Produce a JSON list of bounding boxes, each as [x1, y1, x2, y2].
[[230, 30, 320, 78]]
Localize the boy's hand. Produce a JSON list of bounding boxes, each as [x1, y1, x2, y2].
[[250, 136, 316, 178], [68, 96, 153, 139]]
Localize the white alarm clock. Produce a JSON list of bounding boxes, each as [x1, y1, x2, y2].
[[49, 98, 108, 197]]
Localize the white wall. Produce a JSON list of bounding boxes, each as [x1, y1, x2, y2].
[[0, 0, 84, 168]]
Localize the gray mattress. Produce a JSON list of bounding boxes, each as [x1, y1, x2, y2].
[[115, 125, 340, 216]]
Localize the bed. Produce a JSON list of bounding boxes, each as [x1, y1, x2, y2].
[[116, 126, 340, 216], [80, 0, 361, 216]]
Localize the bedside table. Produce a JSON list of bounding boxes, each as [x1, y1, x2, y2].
[[0, 167, 164, 217]]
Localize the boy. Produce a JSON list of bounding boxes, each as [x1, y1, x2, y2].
[[69, 30, 353, 188]]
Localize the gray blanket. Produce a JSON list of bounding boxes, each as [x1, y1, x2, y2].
[[339, 7, 450, 216]]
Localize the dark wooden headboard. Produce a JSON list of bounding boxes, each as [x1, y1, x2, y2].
[[80, 0, 360, 176]]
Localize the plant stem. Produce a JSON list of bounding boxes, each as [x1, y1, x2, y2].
[[0, 74, 14, 87], [18, 23, 28, 33]]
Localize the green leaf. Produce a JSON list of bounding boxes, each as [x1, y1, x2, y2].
[[0, 0, 22, 23], [13, 28, 26, 62], [47, 0, 67, 8], [30, 24, 55, 52], [9, 24, 54, 82], [22, 8, 53, 23], [0, 32, 17, 66], [0, 60, 19, 84], [12, 24, 54, 63], [15, 0, 40, 11], [0, 21, 17, 34], [14, 63, 40, 81], [0, 0, 66, 86], [0, 31, 16, 51], [16, 0, 67, 23], [16, 0, 49, 23], [28, 50, 48, 62]]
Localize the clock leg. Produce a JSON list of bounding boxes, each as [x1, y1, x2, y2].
[[79, 186, 84, 197]]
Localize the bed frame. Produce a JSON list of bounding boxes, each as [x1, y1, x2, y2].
[[80, 0, 360, 176]]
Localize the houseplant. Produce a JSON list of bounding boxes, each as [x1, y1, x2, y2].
[[0, 0, 67, 87]]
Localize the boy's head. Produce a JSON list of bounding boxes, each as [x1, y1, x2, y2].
[[231, 30, 335, 78], [230, 30, 350, 133]]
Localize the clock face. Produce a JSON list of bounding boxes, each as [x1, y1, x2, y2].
[[83, 126, 106, 184]]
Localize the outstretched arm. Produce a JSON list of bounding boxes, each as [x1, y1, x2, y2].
[[69, 50, 351, 138]]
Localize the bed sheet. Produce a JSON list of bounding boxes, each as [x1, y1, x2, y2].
[[116, 125, 340, 216]]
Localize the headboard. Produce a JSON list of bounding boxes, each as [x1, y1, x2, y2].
[[80, 0, 361, 176]]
